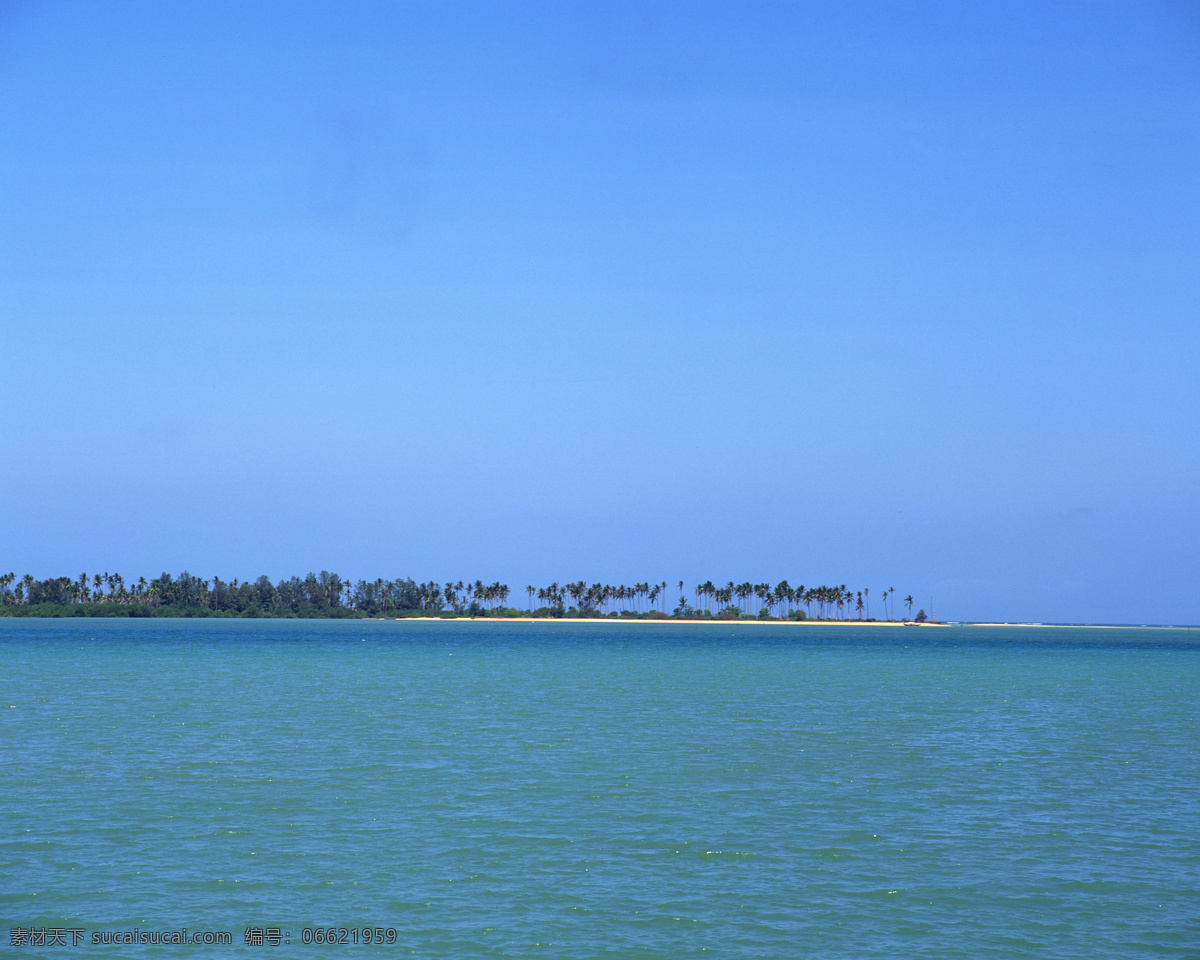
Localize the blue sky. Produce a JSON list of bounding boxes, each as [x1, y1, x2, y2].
[[2, 1, 1197, 623]]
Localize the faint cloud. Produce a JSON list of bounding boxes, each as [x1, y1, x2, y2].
[[143, 420, 189, 448], [304, 105, 429, 244]]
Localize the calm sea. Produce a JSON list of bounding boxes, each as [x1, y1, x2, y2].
[[2, 619, 1197, 958]]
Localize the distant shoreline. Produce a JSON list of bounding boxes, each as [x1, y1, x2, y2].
[[360, 619, 1192, 629], [3, 610, 1190, 628], [2, 574, 925, 623], [366, 617, 939, 625]]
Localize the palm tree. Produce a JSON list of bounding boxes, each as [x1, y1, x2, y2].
[[710, 585, 725, 610], [774, 581, 791, 618], [904, 594, 914, 620]]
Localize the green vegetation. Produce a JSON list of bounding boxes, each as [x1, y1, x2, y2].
[[0, 572, 922, 621]]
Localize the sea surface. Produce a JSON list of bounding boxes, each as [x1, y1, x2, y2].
[[2, 619, 1197, 958]]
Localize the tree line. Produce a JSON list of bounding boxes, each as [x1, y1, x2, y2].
[[0, 570, 926, 620]]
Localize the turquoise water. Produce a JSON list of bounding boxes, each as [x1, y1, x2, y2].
[[2, 619, 1197, 958]]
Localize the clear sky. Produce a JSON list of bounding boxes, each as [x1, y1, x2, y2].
[[2, 1, 1198, 624]]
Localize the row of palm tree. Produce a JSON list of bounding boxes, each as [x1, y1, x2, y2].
[[524, 581, 673, 615], [0, 572, 513, 616], [515, 580, 918, 620], [685, 581, 915, 620], [0, 571, 355, 613], [0, 571, 146, 605], [0, 571, 921, 620]]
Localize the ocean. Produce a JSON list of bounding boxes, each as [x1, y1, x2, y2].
[[2, 618, 1197, 958]]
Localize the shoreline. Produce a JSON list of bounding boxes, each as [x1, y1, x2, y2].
[[366, 617, 942, 625], [365, 619, 1193, 629], [3, 611, 1188, 628]]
